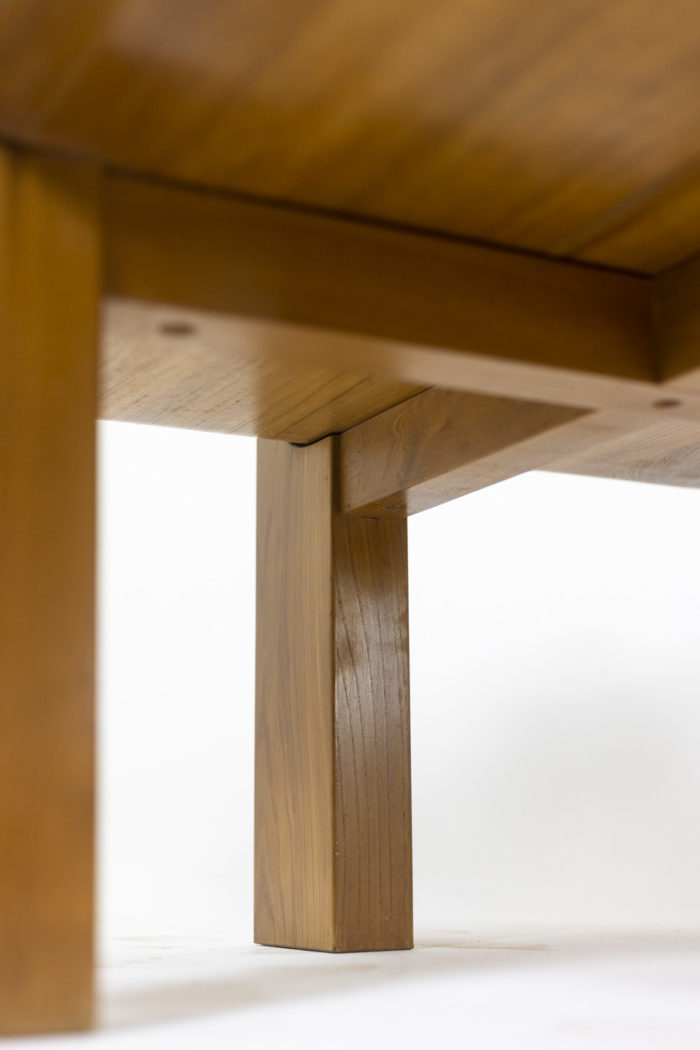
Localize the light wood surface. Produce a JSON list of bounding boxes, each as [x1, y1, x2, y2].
[[101, 299, 424, 442], [98, 169, 700, 499], [105, 289, 698, 430], [255, 439, 412, 951], [340, 389, 589, 515], [549, 417, 700, 489], [0, 149, 97, 1034], [2, 0, 700, 272], [341, 386, 700, 513], [104, 173, 653, 393]]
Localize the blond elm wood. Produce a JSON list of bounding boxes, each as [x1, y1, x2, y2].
[[100, 299, 425, 443], [547, 417, 700, 489], [255, 438, 412, 952], [98, 169, 700, 500], [339, 389, 699, 515], [105, 297, 695, 424], [99, 170, 700, 430], [3, 1, 700, 270], [103, 173, 653, 391], [339, 389, 591, 515], [7, 1, 700, 1020], [102, 281, 700, 431], [0, 148, 98, 1034]]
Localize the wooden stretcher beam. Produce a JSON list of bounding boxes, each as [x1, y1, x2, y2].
[[102, 172, 680, 418], [337, 390, 690, 517]]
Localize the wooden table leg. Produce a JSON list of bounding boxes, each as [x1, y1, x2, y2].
[[0, 149, 99, 1033], [255, 437, 412, 952]]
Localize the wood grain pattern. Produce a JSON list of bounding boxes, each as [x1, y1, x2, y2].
[[255, 438, 412, 951], [101, 299, 425, 442], [0, 147, 98, 1033], [102, 289, 700, 429], [255, 439, 334, 949], [1, 0, 700, 270], [549, 417, 700, 489], [340, 389, 591, 515], [339, 387, 697, 514], [103, 173, 662, 409]]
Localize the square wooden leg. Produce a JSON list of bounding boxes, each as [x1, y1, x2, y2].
[[255, 437, 412, 952], [0, 149, 99, 1033]]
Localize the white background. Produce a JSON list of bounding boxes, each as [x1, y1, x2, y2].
[[98, 419, 700, 940]]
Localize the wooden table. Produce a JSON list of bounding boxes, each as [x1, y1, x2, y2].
[[2, 0, 700, 1033]]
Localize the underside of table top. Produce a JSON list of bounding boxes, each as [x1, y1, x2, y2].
[[3, 0, 700, 500]]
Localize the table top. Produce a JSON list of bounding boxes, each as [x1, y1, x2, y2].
[[3, 0, 700, 272], [4, 0, 700, 503]]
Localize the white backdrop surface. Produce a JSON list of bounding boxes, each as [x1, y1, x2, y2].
[[98, 420, 700, 944]]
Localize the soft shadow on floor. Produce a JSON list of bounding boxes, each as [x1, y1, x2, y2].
[[101, 929, 700, 1031]]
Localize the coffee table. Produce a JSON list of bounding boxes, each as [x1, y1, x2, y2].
[[3, 1, 700, 1033]]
